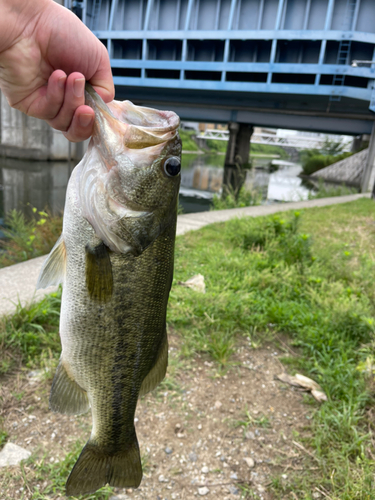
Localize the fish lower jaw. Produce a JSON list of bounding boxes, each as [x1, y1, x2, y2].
[[108, 197, 148, 219]]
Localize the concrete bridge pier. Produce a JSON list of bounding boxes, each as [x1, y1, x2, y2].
[[361, 122, 375, 194], [222, 123, 253, 197]]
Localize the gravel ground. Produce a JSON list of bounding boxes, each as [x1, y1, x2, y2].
[[1, 335, 316, 500]]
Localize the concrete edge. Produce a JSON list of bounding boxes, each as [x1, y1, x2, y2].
[[176, 192, 371, 235]]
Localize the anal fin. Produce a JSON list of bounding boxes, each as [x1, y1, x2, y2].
[[36, 234, 66, 289], [139, 333, 168, 397], [50, 359, 90, 415], [85, 241, 113, 302], [66, 436, 142, 496]]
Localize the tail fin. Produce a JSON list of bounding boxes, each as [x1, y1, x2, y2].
[[66, 438, 142, 496]]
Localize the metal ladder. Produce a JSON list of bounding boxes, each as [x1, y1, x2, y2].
[[329, 0, 357, 102], [370, 87, 375, 113]]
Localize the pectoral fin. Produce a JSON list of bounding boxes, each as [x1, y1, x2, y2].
[[50, 359, 90, 415], [85, 241, 113, 302], [36, 235, 66, 289], [139, 333, 168, 397]]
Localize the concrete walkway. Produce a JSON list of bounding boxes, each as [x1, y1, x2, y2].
[[0, 193, 370, 317]]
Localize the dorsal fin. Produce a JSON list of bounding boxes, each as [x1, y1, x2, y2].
[[36, 235, 66, 289]]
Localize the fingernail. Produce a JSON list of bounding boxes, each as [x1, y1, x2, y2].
[[79, 113, 93, 128], [73, 78, 85, 98], [58, 76, 66, 89]]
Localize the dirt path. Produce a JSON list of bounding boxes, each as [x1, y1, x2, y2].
[[1, 336, 315, 500]]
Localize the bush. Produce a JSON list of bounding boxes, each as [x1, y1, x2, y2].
[[302, 151, 353, 176], [205, 139, 227, 153], [179, 129, 199, 151], [250, 143, 289, 159]]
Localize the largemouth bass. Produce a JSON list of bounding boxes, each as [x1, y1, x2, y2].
[[37, 85, 181, 496]]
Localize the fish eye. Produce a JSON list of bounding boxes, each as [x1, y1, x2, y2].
[[164, 156, 181, 177]]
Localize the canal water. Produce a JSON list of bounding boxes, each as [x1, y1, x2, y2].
[[0, 153, 311, 221]]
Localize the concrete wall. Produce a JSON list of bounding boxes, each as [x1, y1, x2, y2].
[[0, 92, 83, 161]]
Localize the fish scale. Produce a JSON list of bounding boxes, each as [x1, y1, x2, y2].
[[37, 84, 181, 495]]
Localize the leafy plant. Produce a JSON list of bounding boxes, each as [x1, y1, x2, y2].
[[211, 186, 262, 210], [235, 409, 271, 430], [0, 290, 61, 373], [179, 129, 199, 151], [0, 207, 62, 268], [301, 151, 353, 176]]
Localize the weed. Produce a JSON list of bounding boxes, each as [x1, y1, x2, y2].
[[0, 427, 8, 447], [0, 208, 62, 268], [211, 186, 262, 210], [169, 198, 375, 498], [235, 409, 271, 431], [0, 290, 61, 373], [308, 179, 358, 199], [238, 482, 258, 498], [25, 441, 114, 499]]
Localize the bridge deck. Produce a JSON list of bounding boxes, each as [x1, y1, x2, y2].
[[66, 0, 375, 133]]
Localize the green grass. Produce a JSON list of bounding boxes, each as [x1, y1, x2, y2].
[[1, 441, 115, 500], [0, 290, 61, 374], [1, 198, 375, 498], [168, 198, 375, 498], [308, 179, 359, 199]]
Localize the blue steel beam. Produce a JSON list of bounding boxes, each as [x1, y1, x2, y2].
[[112, 76, 371, 100], [74, 0, 375, 130], [111, 60, 375, 80], [93, 30, 375, 43]]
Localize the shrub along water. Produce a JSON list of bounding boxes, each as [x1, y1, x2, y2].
[[0, 199, 374, 498], [302, 151, 353, 176]]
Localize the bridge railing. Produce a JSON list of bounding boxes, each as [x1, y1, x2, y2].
[[197, 130, 352, 150]]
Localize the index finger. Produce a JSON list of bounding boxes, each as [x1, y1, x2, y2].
[[89, 47, 114, 104]]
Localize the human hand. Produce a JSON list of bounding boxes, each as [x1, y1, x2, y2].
[[0, 0, 114, 142]]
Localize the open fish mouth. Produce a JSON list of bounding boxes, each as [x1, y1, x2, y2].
[[85, 84, 179, 155], [74, 85, 181, 255]]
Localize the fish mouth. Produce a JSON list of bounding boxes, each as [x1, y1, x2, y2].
[[80, 85, 180, 254], [85, 84, 180, 153]]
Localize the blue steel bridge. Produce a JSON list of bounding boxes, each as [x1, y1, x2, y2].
[[66, 0, 375, 136]]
